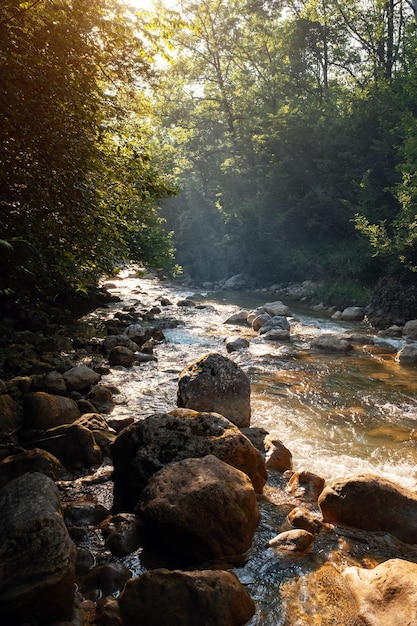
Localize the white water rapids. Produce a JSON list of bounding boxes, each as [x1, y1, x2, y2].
[[92, 271, 417, 492]]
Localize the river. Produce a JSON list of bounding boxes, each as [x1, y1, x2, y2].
[[83, 270, 417, 624]]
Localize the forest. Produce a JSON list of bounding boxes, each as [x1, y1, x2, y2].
[[2, 0, 417, 310]]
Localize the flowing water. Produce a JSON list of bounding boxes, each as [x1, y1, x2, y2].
[[83, 270, 417, 624]]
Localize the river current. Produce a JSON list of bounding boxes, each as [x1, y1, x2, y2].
[[83, 271, 417, 624]]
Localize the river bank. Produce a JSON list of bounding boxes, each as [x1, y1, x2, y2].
[[2, 270, 417, 624]]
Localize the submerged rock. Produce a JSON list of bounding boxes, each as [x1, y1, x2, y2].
[[344, 558, 417, 626], [177, 352, 251, 428], [311, 334, 353, 353], [281, 563, 363, 626]]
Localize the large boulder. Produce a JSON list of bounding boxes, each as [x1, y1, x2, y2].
[[38, 422, 103, 470], [177, 353, 251, 428], [0, 448, 65, 489], [125, 324, 153, 346], [136, 455, 260, 564], [109, 346, 135, 368], [259, 316, 290, 334], [103, 335, 140, 353], [340, 307, 364, 321], [31, 371, 67, 395], [111, 408, 267, 512], [343, 559, 417, 626], [319, 474, 417, 544], [259, 301, 290, 317], [118, 568, 256, 626], [23, 391, 81, 430], [86, 385, 114, 414], [311, 334, 353, 353], [63, 365, 101, 392], [403, 319, 417, 339], [0, 393, 21, 439], [0, 472, 76, 623]]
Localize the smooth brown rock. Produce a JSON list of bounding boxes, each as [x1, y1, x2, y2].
[[31, 371, 67, 395], [319, 473, 417, 544], [23, 391, 80, 430], [63, 498, 110, 527], [287, 507, 323, 534], [286, 470, 325, 502], [0, 472, 76, 624], [100, 513, 145, 556], [266, 529, 314, 553], [118, 568, 256, 626], [0, 393, 21, 439], [136, 455, 259, 564], [0, 448, 65, 489], [177, 353, 251, 428], [343, 559, 417, 626], [111, 408, 266, 512], [264, 432, 293, 471], [311, 334, 353, 353], [87, 385, 114, 413], [40, 422, 103, 470], [109, 346, 135, 368]]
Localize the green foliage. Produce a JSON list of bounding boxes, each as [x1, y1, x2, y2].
[[311, 280, 372, 309], [153, 0, 417, 292], [0, 0, 175, 303]]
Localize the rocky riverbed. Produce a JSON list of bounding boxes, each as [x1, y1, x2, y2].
[[2, 270, 417, 625]]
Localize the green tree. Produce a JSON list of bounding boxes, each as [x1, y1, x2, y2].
[[0, 0, 175, 303]]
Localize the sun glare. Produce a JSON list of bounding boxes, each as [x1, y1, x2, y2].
[[127, 0, 178, 11], [127, 0, 155, 10]]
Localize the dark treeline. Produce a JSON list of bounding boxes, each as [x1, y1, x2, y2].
[[2, 0, 417, 311], [155, 0, 417, 305]]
